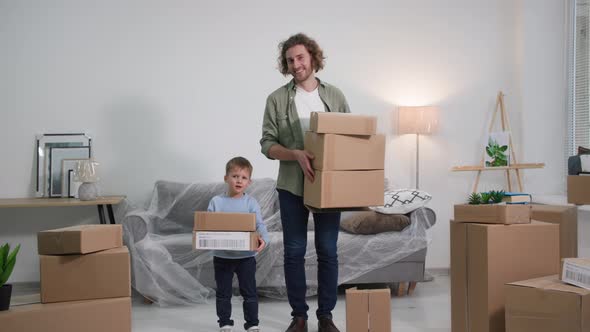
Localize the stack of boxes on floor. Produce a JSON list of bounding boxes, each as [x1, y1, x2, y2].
[[567, 172, 590, 204], [451, 202, 581, 332], [0, 225, 131, 331], [303, 112, 390, 331], [193, 211, 258, 251], [303, 111, 385, 209]]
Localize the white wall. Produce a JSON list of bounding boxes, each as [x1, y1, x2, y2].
[[0, 0, 567, 282]]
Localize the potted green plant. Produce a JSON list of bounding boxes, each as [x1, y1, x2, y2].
[[0, 243, 20, 311]]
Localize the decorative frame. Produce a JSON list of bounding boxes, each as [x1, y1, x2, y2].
[[49, 147, 91, 197], [67, 170, 81, 198], [484, 131, 510, 168], [61, 158, 89, 198], [36, 133, 91, 197]]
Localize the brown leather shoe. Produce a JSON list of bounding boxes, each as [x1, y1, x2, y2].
[[285, 317, 307, 332], [318, 317, 340, 332]]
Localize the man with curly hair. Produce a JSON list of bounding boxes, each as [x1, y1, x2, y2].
[[260, 33, 350, 332]]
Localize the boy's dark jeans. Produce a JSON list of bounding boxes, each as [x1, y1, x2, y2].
[[214, 256, 259, 329], [277, 189, 340, 320]]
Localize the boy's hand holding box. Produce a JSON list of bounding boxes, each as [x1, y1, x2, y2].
[[194, 211, 259, 251]]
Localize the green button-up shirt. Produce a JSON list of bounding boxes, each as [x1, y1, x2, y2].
[[260, 79, 351, 197]]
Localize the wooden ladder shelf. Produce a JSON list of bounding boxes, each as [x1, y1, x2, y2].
[[451, 91, 544, 192]]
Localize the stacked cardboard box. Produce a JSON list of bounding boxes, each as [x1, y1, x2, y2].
[[501, 208, 584, 332], [531, 204, 578, 260], [451, 215, 560, 332], [0, 225, 131, 331], [345, 287, 391, 332], [567, 175, 590, 204], [194, 211, 258, 251], [303, 112, 385, 209]]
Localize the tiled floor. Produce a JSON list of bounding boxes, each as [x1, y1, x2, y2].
[[131, 273, 451, 332], [11, 272, 451, 331]]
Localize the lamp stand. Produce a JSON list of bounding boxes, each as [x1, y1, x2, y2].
[[415, 133, 420, 190]]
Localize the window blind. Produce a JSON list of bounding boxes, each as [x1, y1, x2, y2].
[[569, 0, 590, 157]]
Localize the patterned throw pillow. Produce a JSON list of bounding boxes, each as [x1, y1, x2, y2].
[[371, 189, 432, 214]]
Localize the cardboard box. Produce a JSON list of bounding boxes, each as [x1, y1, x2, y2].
[[0, 297, 131, 332], [310, 112, 377, 135], [40, 246, 131, 303], [451, 221, 560, 332], [453, 204, 531, 224], [193, 231, 258, 251], [505, 275, 590, 332], [345, 287, 391, 332], [561, 258, 590, 290], [194, 211, 256, 231], [567, 175, 590, 204], [304, 132, 385, 171], [531, 204, 578, 259], [304, 170, 384, 208], [37, 224, 123, 255]]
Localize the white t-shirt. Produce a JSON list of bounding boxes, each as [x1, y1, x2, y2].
[[294, 86, 324, 133]]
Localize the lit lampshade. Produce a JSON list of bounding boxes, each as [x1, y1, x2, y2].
[[397, 106, 439, 135]]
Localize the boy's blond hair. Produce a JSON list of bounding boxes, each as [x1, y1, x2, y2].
[[225, 157, 253, 176]]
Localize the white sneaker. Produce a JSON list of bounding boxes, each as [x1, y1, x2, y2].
[[220, 325, 233, 332], [246, 326, 260, 332]]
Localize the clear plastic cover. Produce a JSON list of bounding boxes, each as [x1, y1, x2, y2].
[[118, 178, 435, 306]]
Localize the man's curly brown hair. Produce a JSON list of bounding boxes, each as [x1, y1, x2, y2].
[[277, 33, 326, 76]]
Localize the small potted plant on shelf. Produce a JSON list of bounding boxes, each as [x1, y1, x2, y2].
[[0, 243, 21, 311], [454, 190, 531, 224]]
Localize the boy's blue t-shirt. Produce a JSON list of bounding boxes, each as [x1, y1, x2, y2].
[[206, 192, 270, 259]]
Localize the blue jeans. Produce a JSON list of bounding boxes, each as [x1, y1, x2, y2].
[[277, 189, 340, 320], [214, 256, 259, 329]]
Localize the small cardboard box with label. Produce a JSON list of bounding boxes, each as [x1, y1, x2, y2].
[[193, 211, 258, 251], [561, 257, 590, 290], [505, 275, 590, 332]]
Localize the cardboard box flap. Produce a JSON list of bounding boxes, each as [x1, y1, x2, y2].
[[563, 257, 590, 267], [508, 275, 590, 296], [345, 287, 369, 331], [310, 112, 377, 135], [43, 225, 103, 233]]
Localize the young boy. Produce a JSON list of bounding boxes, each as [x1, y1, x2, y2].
[[207, 156, 270, 332]]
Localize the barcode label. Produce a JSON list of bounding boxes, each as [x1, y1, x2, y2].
[[198, 239, 246, 249], [194, 232, 252, 251], [562, 261, 590, 290]]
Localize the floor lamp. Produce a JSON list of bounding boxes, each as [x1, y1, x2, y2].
[[397, 106, 439, 190]]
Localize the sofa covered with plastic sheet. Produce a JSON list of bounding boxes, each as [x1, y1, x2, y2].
[[120, 178, 436, 305]]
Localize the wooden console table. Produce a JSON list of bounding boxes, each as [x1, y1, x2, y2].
[[0, 196, 126, 224]]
